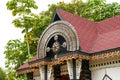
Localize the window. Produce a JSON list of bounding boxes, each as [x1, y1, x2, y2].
[[46, 35, 67, 59]]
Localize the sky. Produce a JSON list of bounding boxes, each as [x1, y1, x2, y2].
[[0, 0, 120, 69]]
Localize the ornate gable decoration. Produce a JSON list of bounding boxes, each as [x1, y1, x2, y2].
[[37, 21, 79, 59]]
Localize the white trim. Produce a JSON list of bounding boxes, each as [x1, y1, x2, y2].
[[90, 56, 120, 70]]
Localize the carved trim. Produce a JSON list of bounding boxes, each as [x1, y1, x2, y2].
[[17, 68, 39, 75], [90, 56, 120, 70], [18, 50, 120, 75], [90, 50, 120, 60], [29, 50, 120, 68]]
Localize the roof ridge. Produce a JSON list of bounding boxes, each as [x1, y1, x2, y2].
[[56, 8, 95, 23], [57, 8, 120, 24]]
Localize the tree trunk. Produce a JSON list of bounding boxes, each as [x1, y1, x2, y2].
[[25, 28, 30, 55], [18, 56, 22, 66]]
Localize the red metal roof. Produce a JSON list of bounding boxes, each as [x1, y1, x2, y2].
[[56, 9, 120, 53], [17, 56, 37, 70], [29, 55, 37, 62], [17, 62, 29, 70], [92, 16, 120, 52]]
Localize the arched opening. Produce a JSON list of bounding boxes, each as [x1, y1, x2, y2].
[[46, 35, 67, 59], [37, 21, 79, 59]]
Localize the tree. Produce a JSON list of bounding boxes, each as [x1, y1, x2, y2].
[[0, 68, 6, 80], [4, 40, 29, 68], [47, 0, 120, 22], [82, 0, 120, 21], [6, 0, 38, 55], [4, 39, 31, 79]]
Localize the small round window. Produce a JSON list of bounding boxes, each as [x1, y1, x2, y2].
[[46, 35, 67, 59]]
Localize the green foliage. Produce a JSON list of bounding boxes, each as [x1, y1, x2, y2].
[[6, 0, 39, 56], [6, 68, 27, 80], [82, 0, 120, 21], [0, 68, 6, 80], [6, 0, 38, 16], [46, 0, 120, 22], [4, 39, 34, 79], [4, 40, 27, 68]]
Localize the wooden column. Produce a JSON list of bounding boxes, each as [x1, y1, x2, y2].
[[67, 59, 82, 80], [76, 59, 82, 79], [67, 59, 73, 80], [47, 66, 52, 80], [39, 66, 46, 80], [39, 65, 52, 80]]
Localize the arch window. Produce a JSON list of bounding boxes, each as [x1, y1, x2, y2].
[[46, 35, 67, 59]]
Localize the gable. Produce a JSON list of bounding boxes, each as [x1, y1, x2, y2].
[[52, 10, 62, 22]]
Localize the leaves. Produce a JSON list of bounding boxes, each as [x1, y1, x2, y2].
[[6, 0, 38, 16], [0, 68, 6, 80], [6, 0, 39, 56], [4, 40, 27, 68], [82, 0, 120, 21], [4, 39, 29, 79]]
